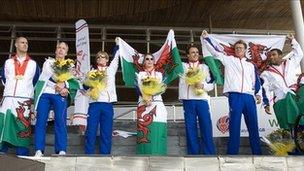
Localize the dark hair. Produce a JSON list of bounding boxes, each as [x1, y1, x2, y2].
[[234, 40, 247, 49], [269, 48, 283, 55], [186, 44, 199, 54]]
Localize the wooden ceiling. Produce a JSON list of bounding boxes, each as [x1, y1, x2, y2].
[[0, 0, 302, 30]]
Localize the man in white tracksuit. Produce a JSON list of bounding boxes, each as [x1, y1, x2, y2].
[[202, 31, 262, 155], [261, 34, 304, 130], [179, 45, 216, 155], [0, 37, 40, 156]]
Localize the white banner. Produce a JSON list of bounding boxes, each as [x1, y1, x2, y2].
[[73, 19, 90, 125], [202, 34, 286, 59], [75, 19, 90, 78], [210, 96, 279, 137], [202, 34, 286, 72]]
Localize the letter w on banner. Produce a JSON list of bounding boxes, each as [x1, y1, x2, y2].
[[201, 34, 286, 85], [72, 19, 90, 126]]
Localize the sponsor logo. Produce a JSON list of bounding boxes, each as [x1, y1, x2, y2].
[[268, 119, 279, 127], [216, 115, 230, 134]]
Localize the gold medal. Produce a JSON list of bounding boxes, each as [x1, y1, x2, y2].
[[15, 75, 24, 80]]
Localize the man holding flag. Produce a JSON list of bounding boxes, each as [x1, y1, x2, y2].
[[202, 30, 262, 155], [260, 33, 304, 130]]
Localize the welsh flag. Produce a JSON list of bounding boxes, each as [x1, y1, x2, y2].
[[136, 103, 167, 155], [117, 29, 184, 87], [117, 29, 182, 155], [0, 98, 32, 147], [201, 34, 286, 85]]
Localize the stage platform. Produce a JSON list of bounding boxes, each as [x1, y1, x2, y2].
[[2, 155, 303, 171], [2, 120, 270, 156]]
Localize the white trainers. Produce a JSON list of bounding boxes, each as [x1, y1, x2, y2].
[[58, 151, 66, 155], [34, 150, 43, 157]]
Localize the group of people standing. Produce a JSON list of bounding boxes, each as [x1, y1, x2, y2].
[[0, 29, 303, 157]]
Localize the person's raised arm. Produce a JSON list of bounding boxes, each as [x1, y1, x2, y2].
[[201, 30, 230, 65], [287, 33, 303, 63], [108, 37, 120, 74]]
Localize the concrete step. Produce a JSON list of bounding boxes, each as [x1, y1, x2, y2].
[[5, 120, 270, 156]]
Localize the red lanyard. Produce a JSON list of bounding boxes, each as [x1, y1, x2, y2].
[[267, 62, 287, 87], [13, 55, 30, 76]]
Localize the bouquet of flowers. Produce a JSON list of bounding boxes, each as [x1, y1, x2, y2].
[[52, 58, 75, 82], [261, 129, 295, 156], [184, 67, 206, 95], [84, 70, 107, 100], [140, 77, 166, 104]]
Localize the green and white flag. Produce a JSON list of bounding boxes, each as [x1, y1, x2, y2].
[[136, 102, 167, 155], [117, 29, 184, 87], [0, 97, 32, 147], [201, 34, 286, 85]]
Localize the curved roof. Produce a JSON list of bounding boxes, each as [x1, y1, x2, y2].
[[0, 0, 302, 30]]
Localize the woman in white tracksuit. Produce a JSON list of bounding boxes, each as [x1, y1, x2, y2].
[[84, 50, 119, 154], [136, 53, 168, 155]]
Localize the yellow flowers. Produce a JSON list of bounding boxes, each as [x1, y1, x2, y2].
[[57, 59, 74, 67], [52, 58, 75, 82], [261, 129, 295, 156], [140, 77, 166, 104], [84, 70, 107, 100], [184, 67, 206, 95]]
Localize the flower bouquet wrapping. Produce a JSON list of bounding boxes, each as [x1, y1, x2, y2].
[[52, 58, 75, 82], [184, 67, 206, 95], [84, 70, 107, 100], [261, 129, 295, 156], [140, 77, 166, 104]]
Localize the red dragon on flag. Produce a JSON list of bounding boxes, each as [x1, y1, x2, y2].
[[220, 42, 271, 72], [136, 105, 157, 144], [132, 42, 177, 74]]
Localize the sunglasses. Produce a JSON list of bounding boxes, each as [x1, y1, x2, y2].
[[145, 58, 154, 61], [97, 55, 107, 59]]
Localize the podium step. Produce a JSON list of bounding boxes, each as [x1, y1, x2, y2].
[[5, 120, 270, 156]]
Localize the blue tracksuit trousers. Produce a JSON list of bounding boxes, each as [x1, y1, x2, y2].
[[85, 102, 114, 154], [0, 142, 29, 156], [227, 92, 261, 155], [35, 93, 68, 153], [182, 100, 216, 155]]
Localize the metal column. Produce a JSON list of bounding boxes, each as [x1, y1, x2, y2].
[[290, 0, 304, 72], [56, 26, 61, 44], [8, 26, 16, 58], [146, 29, 150, 53], [101, 27, 106, 51]]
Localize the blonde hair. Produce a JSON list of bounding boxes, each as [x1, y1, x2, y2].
[[57, 42, 69, 52], [96, 51, 109, 60]]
